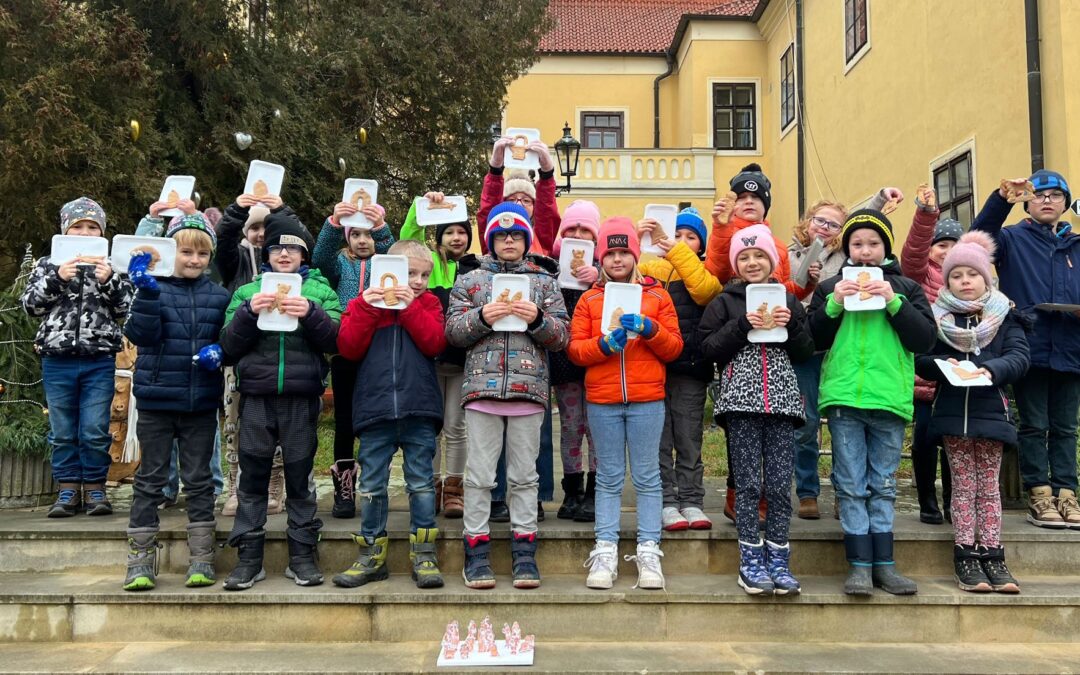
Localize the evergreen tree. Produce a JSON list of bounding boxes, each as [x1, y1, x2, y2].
[[0, 246, 49, 455]]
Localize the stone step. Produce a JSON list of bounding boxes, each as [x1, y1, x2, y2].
[[1, 640, 1079, 674], [2, 508, 1077, 577], [3, 572, 1079, 645]]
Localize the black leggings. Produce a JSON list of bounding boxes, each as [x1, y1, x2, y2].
[[331, 355, 359, 462], [727, 414, 795, 544]]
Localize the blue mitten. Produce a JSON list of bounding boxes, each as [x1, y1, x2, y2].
[[620, 313, 656, 338], [128, 251, 158, 291], [192, 344, 223, 371], [599, 328, 628, 356]]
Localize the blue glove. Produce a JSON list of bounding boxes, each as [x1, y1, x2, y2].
[[620, 313, 656, 338], [193, 344, 223, 371], [128, 251, 158, 291], [599, 328, 628, 356]]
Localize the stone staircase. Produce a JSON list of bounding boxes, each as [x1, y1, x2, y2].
[[2, 490, 1080, 673]]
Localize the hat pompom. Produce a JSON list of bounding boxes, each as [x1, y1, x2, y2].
[[955, 230, 996, 261], [741, 162, 762, 173]]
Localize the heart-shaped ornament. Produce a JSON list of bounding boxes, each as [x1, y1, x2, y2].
[[234, 132, 253, 150]]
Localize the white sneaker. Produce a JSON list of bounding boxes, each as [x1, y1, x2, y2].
[[584, 540, 619, 589], [661, 506, 690, 531], [680, 506, 713, 530], [626, 541, 665, 590]]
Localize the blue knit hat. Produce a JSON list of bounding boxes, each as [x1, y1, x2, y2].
[[1026, 169, 1071, 213], [486, 203, 533, 252], [675, 206, 708, 257], [166, 213, 218, 251]]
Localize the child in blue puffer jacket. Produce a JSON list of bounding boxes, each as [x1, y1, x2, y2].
[[122, 214, 231, 592], [312, 200, 396, 518]]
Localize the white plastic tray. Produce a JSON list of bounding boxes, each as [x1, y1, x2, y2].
[[340, 179, 379, 229], [369, 255, 410, 310], [641, 204, 677, 255], [842, 266, 886, 311], [156, 175, 196, 218], [601, 282, 643, 338], [557, 238, 595, 291], [502, 128, 541, 171], [50, 235, 108, 267], [746, 283, 789, 343], [111, 235, 178, 277], [244, 160, 285, 206], [256, 272, 302, 332], [490, 274, 530, 332], [416, 196, 468, 227], [935, 359, 993, 387]]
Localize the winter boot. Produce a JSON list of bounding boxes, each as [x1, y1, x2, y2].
[[442, 476, 465, 519], [870, 532, 918, 595], [918, 489, 945, 525], [661, 506, 690, 531], [83, 483, 112, 516], [978, 545, 1020, 593], [267, 452, 285, 516], [122, 528, 161, 591], [558, 473, 584, 520], [1055, 488, 1080, 530], [462, 534, 497, 589], [574, 471, 596, 522], [47, 483, 82, 518], [723, 486, 736, 522], [626, 541, 665, 590], [765, 540, 801, 595], [584, 540, 619, 590], [410, 528, 444, 589], [1027, 486, 1066, 528], [285, 535, 324, 586], [489, 500, 511, 523], [434, 477, 444, 516], [537, 501, 545, 522], [185, 521, 217, 587], [843, 533, 873, 596], [330, 459, 358, 519], [737, 539, 773, 595], [223, 530, 267, 591], [953, 544, 991, 592], [681, 506, 713, 530], [511, 532, 541, 589], [221, 451, 239, 517], [332, 535, 388, 588]]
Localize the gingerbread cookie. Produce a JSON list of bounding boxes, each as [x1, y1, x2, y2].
[[716, 191, 737, 224], [856, 271, 873, 301], [881, 197, 901, 216], [953, 366, 985, 381], [253, 179, 269, 198], [380, 273, 399, 307], [916, 183, 936, 208], [609, 307, 625, 332], [130, 245, 161, 271], [756, 301, 778, 330], [1001, 179, 1035, 203], [165, 189, 180, 208], [496, 288, 511, 304], [569, 248, 586, 272], [350, 188, 373, 209], [511, 291, 523, 303], [510, 135, 529, 161], [427, 201, 457, 211], [269, 283, 290, 313]]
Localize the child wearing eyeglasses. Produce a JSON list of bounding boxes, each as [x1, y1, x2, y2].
[[972, 169, 1080, 529], [311, 200, 396, 519]]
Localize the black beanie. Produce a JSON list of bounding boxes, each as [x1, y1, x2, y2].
[[436, 220, 473, 252], [841, 209, 895, 259], [263, 211, 315, 262], [729, 163, 772, 215]]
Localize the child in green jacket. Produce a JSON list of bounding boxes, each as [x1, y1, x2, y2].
[[808, 209, 936, 597]]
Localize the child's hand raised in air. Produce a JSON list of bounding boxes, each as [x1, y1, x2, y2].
[[128, 252, 158, 291], [332, 202, 358, 226], [490, 137, 513, 168], [236, 194, 260, 208], [360, 205, 386, 230], [528, 140, 555, 172], [635, 218, 659, 238], [711, 195, 734, 225]]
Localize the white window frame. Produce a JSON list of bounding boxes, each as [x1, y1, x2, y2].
[[842, 0, 871, 76], [707, 77, 763, 157]]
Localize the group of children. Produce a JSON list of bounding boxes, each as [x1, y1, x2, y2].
[[23, 144, 1077, 598]]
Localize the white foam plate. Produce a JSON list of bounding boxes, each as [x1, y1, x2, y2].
[[935, 359, 993, 387], [746, 283, 789, 343], [415, 196, 468, 227], [156, 175, 196, 218], [369, 255, 410, 310], [340, 179, 380, 229], [557, 238, 595, 291], [842, 266, 886, 311], [243, 160, 285, 206], [502, 128, 541, 171], [111, 235, 177, 277], [257, 272, 302, 332], [490, 274, 531, 332], [601, 282, 643, 338], [640, 204, 678, 255], [50, 235, 108, 267]]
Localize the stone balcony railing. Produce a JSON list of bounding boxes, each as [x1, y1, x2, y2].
[[555, 148, 716, 196]]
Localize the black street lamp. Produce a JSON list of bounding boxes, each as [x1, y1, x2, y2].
[[553, 122, 581, 196]]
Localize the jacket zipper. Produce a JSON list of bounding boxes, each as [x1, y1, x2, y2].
[[501, 332, 510, 399], [760, 345, 771, 413], [391, 318, 400, 417], [190, 284, 198, 411], [277, 331, 286, 394], [620, 350, 628, 404], [75, 268, 84, 350]]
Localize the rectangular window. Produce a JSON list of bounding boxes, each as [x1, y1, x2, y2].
[[713, 83, 756, 151], [780, 43, 796, 130], [844, 0, 868, 63], [933, 152, 975, 227], [580, 112, 624, 149]]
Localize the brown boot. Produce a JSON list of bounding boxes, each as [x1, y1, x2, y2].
[[798, 497, 820, 520], [1055, 488, 1080, 530], [442, 476, 464, 518], [47, 483, 82, 518], [434, 477, 444, 516], [83, 483, 113, 516], [1027, 486, 1066, 528], [723, 487, 735, 522]]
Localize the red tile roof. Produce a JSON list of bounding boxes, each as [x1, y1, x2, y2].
[[539, 0, 765, 55]]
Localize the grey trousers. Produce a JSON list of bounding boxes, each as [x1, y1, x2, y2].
[[659, 374, 708, 509], [463, 409, 543, 537]]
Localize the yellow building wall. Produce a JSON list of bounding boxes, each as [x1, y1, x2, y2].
[[758, 0, 801, 238], [1039, 0, 1080, 198]]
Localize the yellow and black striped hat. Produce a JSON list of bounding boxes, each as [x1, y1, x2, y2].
[[841, 209, 895, 258]]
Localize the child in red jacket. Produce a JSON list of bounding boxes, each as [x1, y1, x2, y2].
[[331, 240, 448, 590]]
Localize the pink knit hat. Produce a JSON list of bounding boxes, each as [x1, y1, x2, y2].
[[596, 216, 640, 262], [942, 231, 995, 288], [728, 223, 780, 275], [552, 200, 601, 257]]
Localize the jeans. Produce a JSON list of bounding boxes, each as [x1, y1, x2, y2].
[[494, 400, 554, 502], [828, 405, 906, 535], [792, 353, 824, 499], [163, 426, 224, 501], [1013, 366, 1080, 493], [588, 400, 665, 544], [358, 418, 437, 538], [41, 355, 115, 483]]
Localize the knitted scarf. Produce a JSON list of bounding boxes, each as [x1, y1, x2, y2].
[[932, 288, 1010, 355]]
